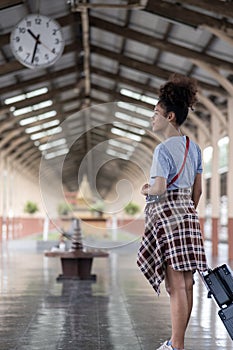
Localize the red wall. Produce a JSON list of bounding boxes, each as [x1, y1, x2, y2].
[[0, 216, 145, 241], [117, 218, 145, 235], [0, 216, 56, 241], [81, 217, 145, 236]]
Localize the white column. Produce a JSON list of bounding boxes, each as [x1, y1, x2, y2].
[[2, 155, 8, 241], [210, 114, 220, 256], [197, 127, 207, 238], [43, 215, 50, 241], [227, 97, 233, 260]]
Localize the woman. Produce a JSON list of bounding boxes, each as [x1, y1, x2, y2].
[[137, 74, 208, 350]]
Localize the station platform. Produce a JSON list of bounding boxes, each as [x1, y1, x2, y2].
[[0, 238, 232, 350]]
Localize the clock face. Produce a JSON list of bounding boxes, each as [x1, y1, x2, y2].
[[10, 14, 65, 69]]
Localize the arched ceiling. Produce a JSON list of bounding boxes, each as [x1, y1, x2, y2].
[[0, 0, 233, 195]]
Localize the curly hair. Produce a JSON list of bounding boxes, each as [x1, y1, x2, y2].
[[158, 73, 198, 126]]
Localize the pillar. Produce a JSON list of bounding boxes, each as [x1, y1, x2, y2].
[[197, 128, 207, 239], [1, 155, 8, 241], [227, 98, 233, 260], [210, 115, 220, 256], [0, 153, 3, 241]]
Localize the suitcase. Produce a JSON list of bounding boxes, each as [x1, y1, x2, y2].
[[203, 264, 233, 308], [216, 264, 233, 296], [218, 304, 233, 340], [202, 264, 233, 340]]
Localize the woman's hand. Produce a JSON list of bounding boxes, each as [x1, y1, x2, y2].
[[192, 173, 202, 208], [141, 183, 150, 196]]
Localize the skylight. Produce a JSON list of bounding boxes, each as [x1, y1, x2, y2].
[[14, 107, 32, 116], [5, 94, 25, 104], [111, 127, 142, 141], [39, 138, 67, 151], [26, 87, 48, 98], [114, 122, 145, 135], [19, 110, 57, 126], [107, 139, 135, 160], [120, 88, 158, 106], [108, 139, 135, 152], [30, 126, 62, 140], [141, 95, 158, 105], [117, 102, 154, 117], [120, 89, 141, 100], [45, 148, 69, 160], [25, 120, 60, 134], [106, 149, 129, 160], [13, 100, 53, 116], [4, 87, 48, 105], [20, 116, 38, 126], [115, 111, 150, 127], [33, 100, 53, 110]]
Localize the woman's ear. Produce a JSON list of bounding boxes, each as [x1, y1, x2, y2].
[[167, 111, 176, 122]]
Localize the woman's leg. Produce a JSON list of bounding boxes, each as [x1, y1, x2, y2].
[[165, 266, 193, 350], [183, 270, 194, 328]]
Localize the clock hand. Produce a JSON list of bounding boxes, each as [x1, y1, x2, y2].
[[37, 38, 58, 54], [31, 34, 40, 64], [28, 29, 41, 43]]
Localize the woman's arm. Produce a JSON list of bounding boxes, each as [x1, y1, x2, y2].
[[141, 177, 167, 196], [192, 173, 202, 208]]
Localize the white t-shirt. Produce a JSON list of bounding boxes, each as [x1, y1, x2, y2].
[[149, 136, 202, 190]]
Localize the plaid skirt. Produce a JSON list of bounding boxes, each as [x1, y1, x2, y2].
[[137, 188, 208, 295]]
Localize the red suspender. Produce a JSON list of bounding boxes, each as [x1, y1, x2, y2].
[[167, 136, 190, 188]]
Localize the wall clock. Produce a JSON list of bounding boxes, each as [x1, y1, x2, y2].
[[10, 14, 65, 69]]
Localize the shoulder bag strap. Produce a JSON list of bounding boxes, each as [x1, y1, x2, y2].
[[167, 136, 190, 188]]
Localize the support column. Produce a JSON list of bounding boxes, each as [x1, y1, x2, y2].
[[210, 115, 220, 256], [1, 155, 8, 241], [0, 152, 3, 241], [227, 98, 233, 260], [7, 157, 13, 240], [197, 128, 207, 239]]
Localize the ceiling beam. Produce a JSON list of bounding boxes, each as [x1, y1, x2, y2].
[[71, 1, 145, 10], [0, 94, 83, 133], [0, 82, 79, 113], [91, 66, 159, 95], [0, 0, 23, 10], [0, 129, 21, 149], [91, 83, 151, 109], [189, 111, 209, 140], [91, 45, 225, 95], [10, 141, 36, 162], [20, 150, 41, 168], [179, 0, 233, 19], [0, 65, 81, 96], [90, 15, 233, 72], [197, 93, 227, 128], [0, 102, 84, 164], [192, 59, 233, 96], [145, 1, 233, 34], [5, 149, 39, 180], [3, 135, 28, 157], [201, 25, 233, 47]]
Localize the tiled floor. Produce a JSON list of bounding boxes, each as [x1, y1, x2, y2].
[[0, 238, 233, 350]]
